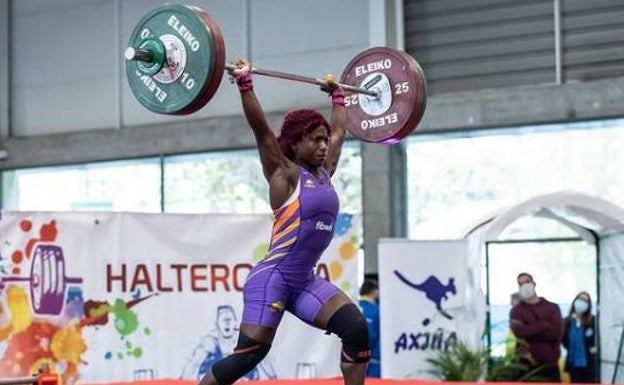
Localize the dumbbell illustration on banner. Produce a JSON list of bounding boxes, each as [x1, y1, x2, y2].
[[124, 4, 427, 144], [0, 243, 83, 316]]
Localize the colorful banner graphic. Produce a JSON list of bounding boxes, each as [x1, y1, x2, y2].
[[0, 212, 361, 384]]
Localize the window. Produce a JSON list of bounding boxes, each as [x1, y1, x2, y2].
[[164, 150, 270, 214], [163, 143, 362, 214], [406, 119, 624, 239], [1, 143, 363, 215], [332, 142, 362, 214], [2, 159, 161, 212]]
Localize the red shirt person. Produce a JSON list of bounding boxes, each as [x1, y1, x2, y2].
[[510, 272, 564, 382]]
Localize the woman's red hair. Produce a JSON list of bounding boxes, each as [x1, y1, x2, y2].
[[277, 109, 330, 160]]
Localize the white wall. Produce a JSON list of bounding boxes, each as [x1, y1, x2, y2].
[[11, 0, 118, 134], [0, 0, 8, 138]]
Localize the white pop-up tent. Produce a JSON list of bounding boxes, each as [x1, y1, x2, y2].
[[462, 191, 624, 383]]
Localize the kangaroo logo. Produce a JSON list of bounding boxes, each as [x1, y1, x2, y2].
[[394, 271, 456, 320]]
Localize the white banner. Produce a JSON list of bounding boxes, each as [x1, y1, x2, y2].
[[378, 239, 467, 379], [0, 212, 361, 384]]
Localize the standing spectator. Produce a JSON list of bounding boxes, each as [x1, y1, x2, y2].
[[562, 291, 598, 383], [510, 272, 564, 382], [505, 292, 522, 356], [358, 280, 380, 378]]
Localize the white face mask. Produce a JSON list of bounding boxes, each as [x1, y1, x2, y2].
[[574, 299, 589, 314], [519, 282, 535, 299]]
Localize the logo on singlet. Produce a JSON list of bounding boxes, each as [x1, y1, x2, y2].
[[315, 221, 333, 232], [268, 301, 285, 312], [304, 179, 315, 188]]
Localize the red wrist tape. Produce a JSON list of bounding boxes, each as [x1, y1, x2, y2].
[[234, 72, 253, 92], [332, 88, 345, 106]]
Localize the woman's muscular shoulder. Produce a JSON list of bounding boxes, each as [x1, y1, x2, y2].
[[269, 164, 299, 209]]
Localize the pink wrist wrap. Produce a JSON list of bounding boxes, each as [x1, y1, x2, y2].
[[234, 71, 253, 93], [331, 87, 345, 106]]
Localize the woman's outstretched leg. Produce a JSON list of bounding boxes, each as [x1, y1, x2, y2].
[[198, 324, 276, 385]]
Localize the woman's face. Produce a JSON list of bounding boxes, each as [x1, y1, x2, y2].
[[294, 125, 330, 167], [573, 292, 591, 314]]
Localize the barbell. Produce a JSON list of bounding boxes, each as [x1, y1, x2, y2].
[[124, 4, 427, 144]]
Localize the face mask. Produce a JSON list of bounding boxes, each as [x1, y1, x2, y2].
[[574, 299, 589, 314], [519, 283, 535, 299]]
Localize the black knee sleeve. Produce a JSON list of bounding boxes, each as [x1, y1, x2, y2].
[[326, 303, 370, 363], [211, 333, 271, 385]]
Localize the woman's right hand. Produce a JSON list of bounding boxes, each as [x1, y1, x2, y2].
[[320, 74, 345, 106], [228, 59, 253, 92], [228, 58, 251, 75]]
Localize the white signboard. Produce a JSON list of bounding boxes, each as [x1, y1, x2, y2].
[[378, 239, 468, 379]]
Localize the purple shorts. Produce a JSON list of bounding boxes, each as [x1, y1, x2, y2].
[[241, 263, 340, 328]]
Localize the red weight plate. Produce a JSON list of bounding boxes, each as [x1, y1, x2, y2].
[[340, 47, 427, 144], [175, 5, 226, 115]]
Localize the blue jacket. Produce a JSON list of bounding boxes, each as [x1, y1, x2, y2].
[[358, 299, 380, 362], [562, 314, 597, 380]]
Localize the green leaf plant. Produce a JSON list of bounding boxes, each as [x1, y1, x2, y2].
[[425, 340, 546, 382]]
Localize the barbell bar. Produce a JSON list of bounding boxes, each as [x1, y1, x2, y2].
[[125, 45, 380, 98]]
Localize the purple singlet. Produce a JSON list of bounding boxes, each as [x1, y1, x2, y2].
[[241, 167, 341, 328]]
